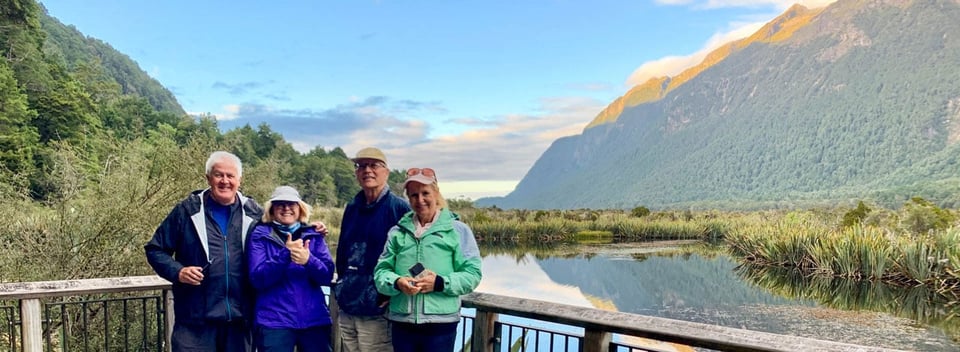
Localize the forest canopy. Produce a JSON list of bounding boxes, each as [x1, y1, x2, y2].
[[0, 0, 382, 206]]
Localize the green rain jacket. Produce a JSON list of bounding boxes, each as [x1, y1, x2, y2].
[[374, 208, 482, 324]]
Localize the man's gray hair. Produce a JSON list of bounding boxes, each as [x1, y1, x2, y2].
[[205, 151, 243, 177]]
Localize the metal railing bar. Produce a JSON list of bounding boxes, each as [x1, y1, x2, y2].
[[42, 302, 50, 351], [156, 292, 164, 352], [140, 298, 149, 352], [122, 298, 129, 352], [82, 301, 89, 351], [103, 300, 109, 352], [60, 304, 69, 352]]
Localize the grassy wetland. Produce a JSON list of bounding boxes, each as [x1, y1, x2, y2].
[[435, 200, 960, 308], [0, 142, 957, 345]]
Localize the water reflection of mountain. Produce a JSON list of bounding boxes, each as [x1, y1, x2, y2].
[[522, 250, 958, 351], [536, 253, 805, 314]]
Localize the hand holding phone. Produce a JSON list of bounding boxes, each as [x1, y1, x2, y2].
[[409, 263, 426, 278]]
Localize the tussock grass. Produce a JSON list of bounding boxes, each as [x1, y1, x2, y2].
[[729, 222, 958, 300]]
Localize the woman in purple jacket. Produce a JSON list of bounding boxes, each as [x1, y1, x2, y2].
[[248, 186, 335, 352]]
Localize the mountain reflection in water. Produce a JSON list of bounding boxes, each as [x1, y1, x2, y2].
[[474, 242, 959, 351]]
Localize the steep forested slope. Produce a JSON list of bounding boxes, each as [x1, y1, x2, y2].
[[0, 0, 367, 205], [39, 7, 184, 114], [485, 0, 960, 210]]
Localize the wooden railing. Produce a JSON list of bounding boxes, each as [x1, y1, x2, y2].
[[0, 276, 172, 352], [0, 276, 906, 352], [462, 292, 904, 352]]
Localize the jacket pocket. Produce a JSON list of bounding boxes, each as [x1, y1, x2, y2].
[[389, 292, 413, 314], [423, 294, 460, 315]]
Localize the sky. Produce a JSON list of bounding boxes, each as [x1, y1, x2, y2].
[[40, 0, 835, 200]]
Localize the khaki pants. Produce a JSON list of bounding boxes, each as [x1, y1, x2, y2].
[[338, 311, 393, 352]]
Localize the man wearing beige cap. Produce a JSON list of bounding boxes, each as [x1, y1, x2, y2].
[[333, 147, 411, 352]]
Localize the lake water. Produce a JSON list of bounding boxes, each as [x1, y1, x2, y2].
[[471, 241, 959, 351]]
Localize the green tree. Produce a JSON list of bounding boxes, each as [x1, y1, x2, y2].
[[288, 149, 338, 206], [0, 59, 39, 183], [900, 197, 956, 235], [841, 201, 872, 227], [631, 206, 651, 218], [328, 147, 360, 205]]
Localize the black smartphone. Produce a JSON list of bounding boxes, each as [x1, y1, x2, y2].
[[408, 262, 425, 277]]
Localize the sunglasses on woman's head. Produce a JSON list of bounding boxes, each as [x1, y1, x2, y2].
[[407, 167, 437, 181]]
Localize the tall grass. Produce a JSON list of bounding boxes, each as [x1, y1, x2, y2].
[[728, 220, 957, 300]]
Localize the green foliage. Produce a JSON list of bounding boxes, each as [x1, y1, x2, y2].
[[39, 11, 183, 114], [447, 197, 474, 211], [841, 201, 872, 227], [0, 59, 39, 184], [0, 0, 374, 214], [727, 208, 959, 299], [899, 197, 956, 235], [0, 138, 207, 281], [533, 210, 549, 222], [631, 206, 651, 218], [467, 211, 494, 224]]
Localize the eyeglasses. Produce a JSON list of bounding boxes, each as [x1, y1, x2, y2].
[[355, 162, 385, 171], [407, 167, 438, 181], [273, 201, 297, 209]]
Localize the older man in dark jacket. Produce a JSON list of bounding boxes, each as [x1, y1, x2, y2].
[[145, 151, 262, 352], [334, 147, 411, 352]]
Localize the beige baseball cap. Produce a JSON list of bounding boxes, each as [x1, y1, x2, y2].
[[351, 147, 387, 164]]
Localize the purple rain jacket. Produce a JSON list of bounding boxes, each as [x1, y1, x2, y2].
[[248, 223, 334, 329]]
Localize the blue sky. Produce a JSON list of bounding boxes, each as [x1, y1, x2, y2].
[[40, 0, 834, 199]]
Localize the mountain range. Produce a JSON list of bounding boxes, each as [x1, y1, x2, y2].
[[480, 0, 960, 210]]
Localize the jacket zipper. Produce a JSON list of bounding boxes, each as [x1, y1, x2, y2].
[[415, 235, 423, 324], [224, 235, 232, 321]]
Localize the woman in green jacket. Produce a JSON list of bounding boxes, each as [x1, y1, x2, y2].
[[374, 167, 482, 352]]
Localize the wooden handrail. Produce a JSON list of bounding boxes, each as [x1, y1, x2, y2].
[[461, 292, 907, 352], [0, 277, 908, 352], [0, 275, 171, 300], [0, 275, 173, 352]]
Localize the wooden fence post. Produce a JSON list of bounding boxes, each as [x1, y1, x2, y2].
[[20, 299, 42, 352], [471, 310, 498, 352], [582, 328, 611, 352], [164, 290, 174, 352], [329, 289, 341, 352]]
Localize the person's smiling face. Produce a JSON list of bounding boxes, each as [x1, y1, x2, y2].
[[206, 160, 240, 205], [354, 158, 388, 191], [406, 182, 439, 223], [271, 201, 300, 225]]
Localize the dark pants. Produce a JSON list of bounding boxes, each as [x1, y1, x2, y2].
[[390, 321, 459, 352], [255, 325, 332, 352], [171, 321, 252, 352]]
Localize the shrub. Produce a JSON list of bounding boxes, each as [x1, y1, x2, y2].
[[631, 206, 651, 218], [841, 201, 872, 227]]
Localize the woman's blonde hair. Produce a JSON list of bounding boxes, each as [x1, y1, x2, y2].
[[262, 200, 312, 224]]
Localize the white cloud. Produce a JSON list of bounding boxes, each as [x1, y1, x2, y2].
[[626, 21, 764, 86], [626, 55, 703, 87], [443, 181, 519, 200], [213, 94, 600, 198], [334, 96, 605, 187], [212, 104, 241, 121]]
